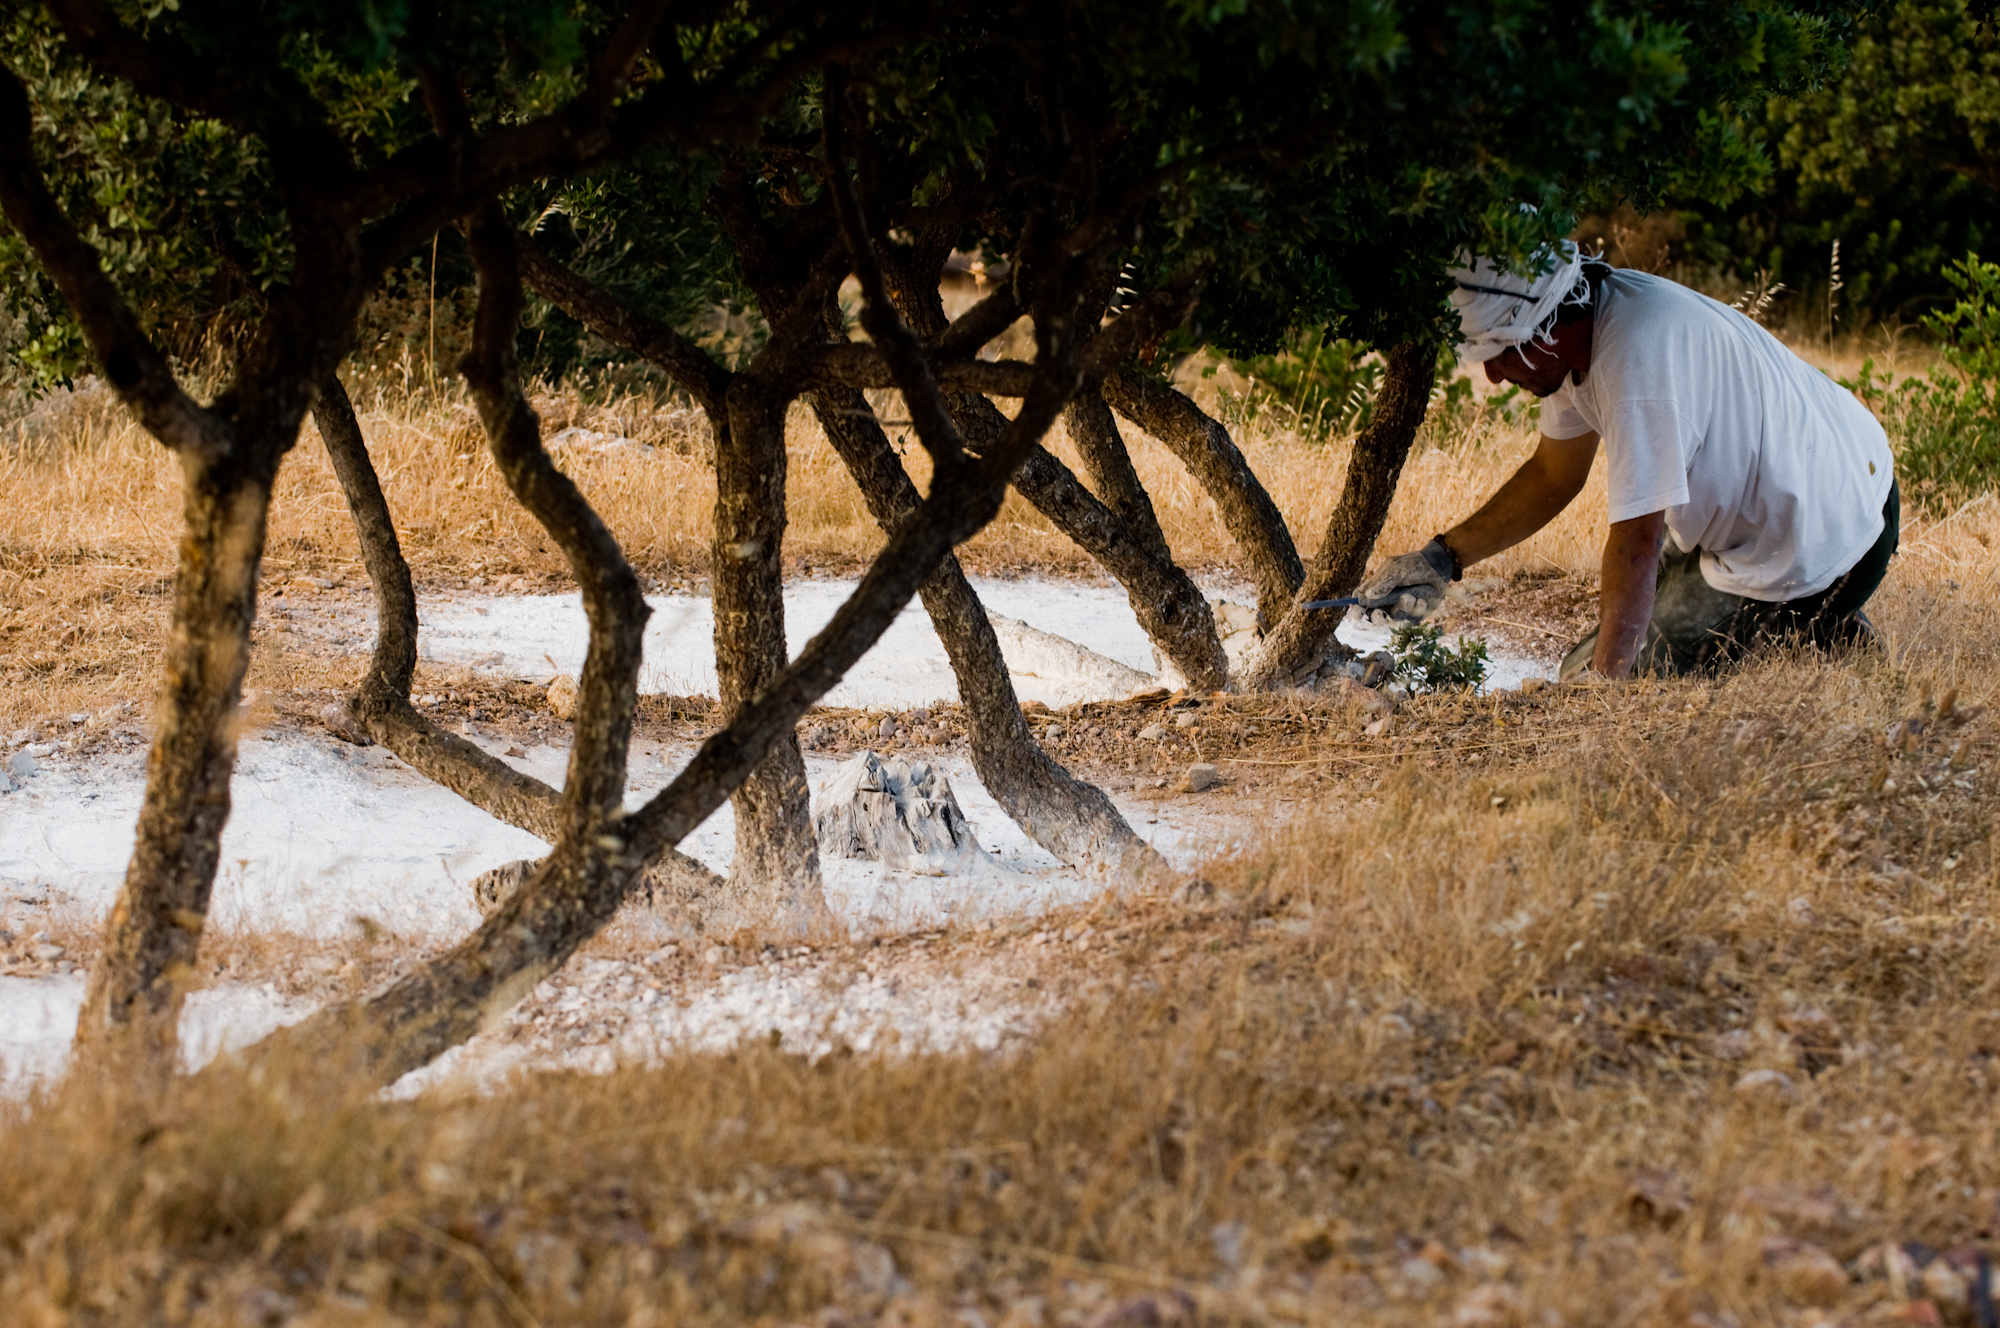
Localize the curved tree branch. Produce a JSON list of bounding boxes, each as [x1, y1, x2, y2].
[[822, 62, 966, 481], [1103, 367, 1305, 632], [313, 370, 719, 903], [1239, 340, 1437, 690], [0, 64, 228, 458]]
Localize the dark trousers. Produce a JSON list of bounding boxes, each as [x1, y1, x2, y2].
[[1560, 480, 1900, 679]]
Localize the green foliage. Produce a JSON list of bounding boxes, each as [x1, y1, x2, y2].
[[1389, 622, 1491, 694], [1218, 330, 1382, 441], [1842, 256, 2000, 502], [1678, 0, 1998, 324], [1157, 0, 1860, 365], [0, 0, 1873, 404]]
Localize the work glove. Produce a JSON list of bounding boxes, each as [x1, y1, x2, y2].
[[1354, 537, 1457, 618]]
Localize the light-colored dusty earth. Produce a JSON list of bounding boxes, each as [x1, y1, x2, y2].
[[0, 574, 1559, 1095]]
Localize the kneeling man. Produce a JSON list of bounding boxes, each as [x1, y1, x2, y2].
[[1360, 243, 1898, 680]]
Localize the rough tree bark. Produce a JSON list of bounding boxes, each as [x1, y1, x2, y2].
[[315, 371, 723, 895], [0, 0, 808, 1072], [74, 448, 279, 1059], [1061, 385, 1228, 687], [518, 231, 1153, 879], [244, 226, 1101, 1088], [1102, 367, 1305, 631], [714, 374, 830, 930], [251, 210, 663, 1081], [1239, 340, 1437, 690], [878, 248, 1227, 690], [0, 64, 348, 1062], [813, 382, 1164, 878]]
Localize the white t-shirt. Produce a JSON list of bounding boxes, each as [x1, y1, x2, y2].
[[1542, 270, 1894, 601]]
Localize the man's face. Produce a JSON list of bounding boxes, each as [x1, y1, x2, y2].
[[1481, 339, 1572, 397]]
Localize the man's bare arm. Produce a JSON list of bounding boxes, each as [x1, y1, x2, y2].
[[1592, 510, 1666, 678], [1441, 432, 1598, 566]]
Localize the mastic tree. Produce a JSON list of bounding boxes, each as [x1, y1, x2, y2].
[[1678, 0, 1999, 322], [0, 0, 1863, 1088], [480, 0, 1863, 940]]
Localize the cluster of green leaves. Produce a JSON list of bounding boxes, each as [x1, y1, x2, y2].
[[1388, 621, 1490, 694], [1843, 255, 2000, 503], [1215, 330, 1383, 442], [0, 0, 1872, 403], [1678, 0, 1998, 324], [1141, 0, 1861, 367]]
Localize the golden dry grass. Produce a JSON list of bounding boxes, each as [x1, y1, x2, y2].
[[0, 365, 1615, 732], [4, 619, 1999, 1324], [3, 356, 2000, 1323]]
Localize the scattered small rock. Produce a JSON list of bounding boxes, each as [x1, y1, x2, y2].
[[1173, 711, 1198, 729], [1451, 1283, 1529, 1328], [503, 744, 527, 758], [66, 712, 88, 725], [1184, 763, 1221, 793], [30, 944, 64, 962], [318, 703, 373, 747], [1044, 723, 1065, 741], [469, 858, 539, 915], [1520, 676, 1547, 695], [1396, 1251, 1445, 1293], [1733, 1067, 1798, 1100], [1710, 1029, 1755, 1059], [1336, 676, 1396, 717], [1734, 1180, 1842, 1230], [1760, 1236, 1849, 1304], [0, 771, 14, 794], [1358, 651, 1396, 688], [1138, 723, 1166, 741], [876, 715, 898, 739], [8, 751, 37, 778], [1626, 1168, 1691, 1227], [546, 674, 579, 720], [1887, 716, 1926, 749]]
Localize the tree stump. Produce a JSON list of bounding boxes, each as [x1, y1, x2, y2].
[[813, 751, 989, 875]]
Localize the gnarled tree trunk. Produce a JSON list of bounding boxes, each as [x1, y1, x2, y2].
[[74, 447, 278, 1062], [1239, 340, 1437, 690], [316, 371, 723, 895], [879, 252, 1226, 690], [1102, 367, 1305, 632], [1061, 385, 1228, 688], [716, 377, 829, 931], [813, 384, 1162, 879], [251, 210, 665, 1083]]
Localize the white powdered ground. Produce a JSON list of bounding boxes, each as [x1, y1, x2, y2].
[[0, 576, 1549, 1095], [414, 575, 1553, 705]]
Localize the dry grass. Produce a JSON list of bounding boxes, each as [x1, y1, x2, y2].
[[4, 609, 2000, 1324], [5, 357, 2000, 1324], [0, 366, 1612, 732]]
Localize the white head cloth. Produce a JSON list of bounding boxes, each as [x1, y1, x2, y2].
[[1449, 240, 1594, 364]]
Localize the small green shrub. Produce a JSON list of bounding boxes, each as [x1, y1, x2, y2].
[[1219, 328, 1383, 442], [1389, 622, 1491, 693], [1844, 255, 2000, 504]]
